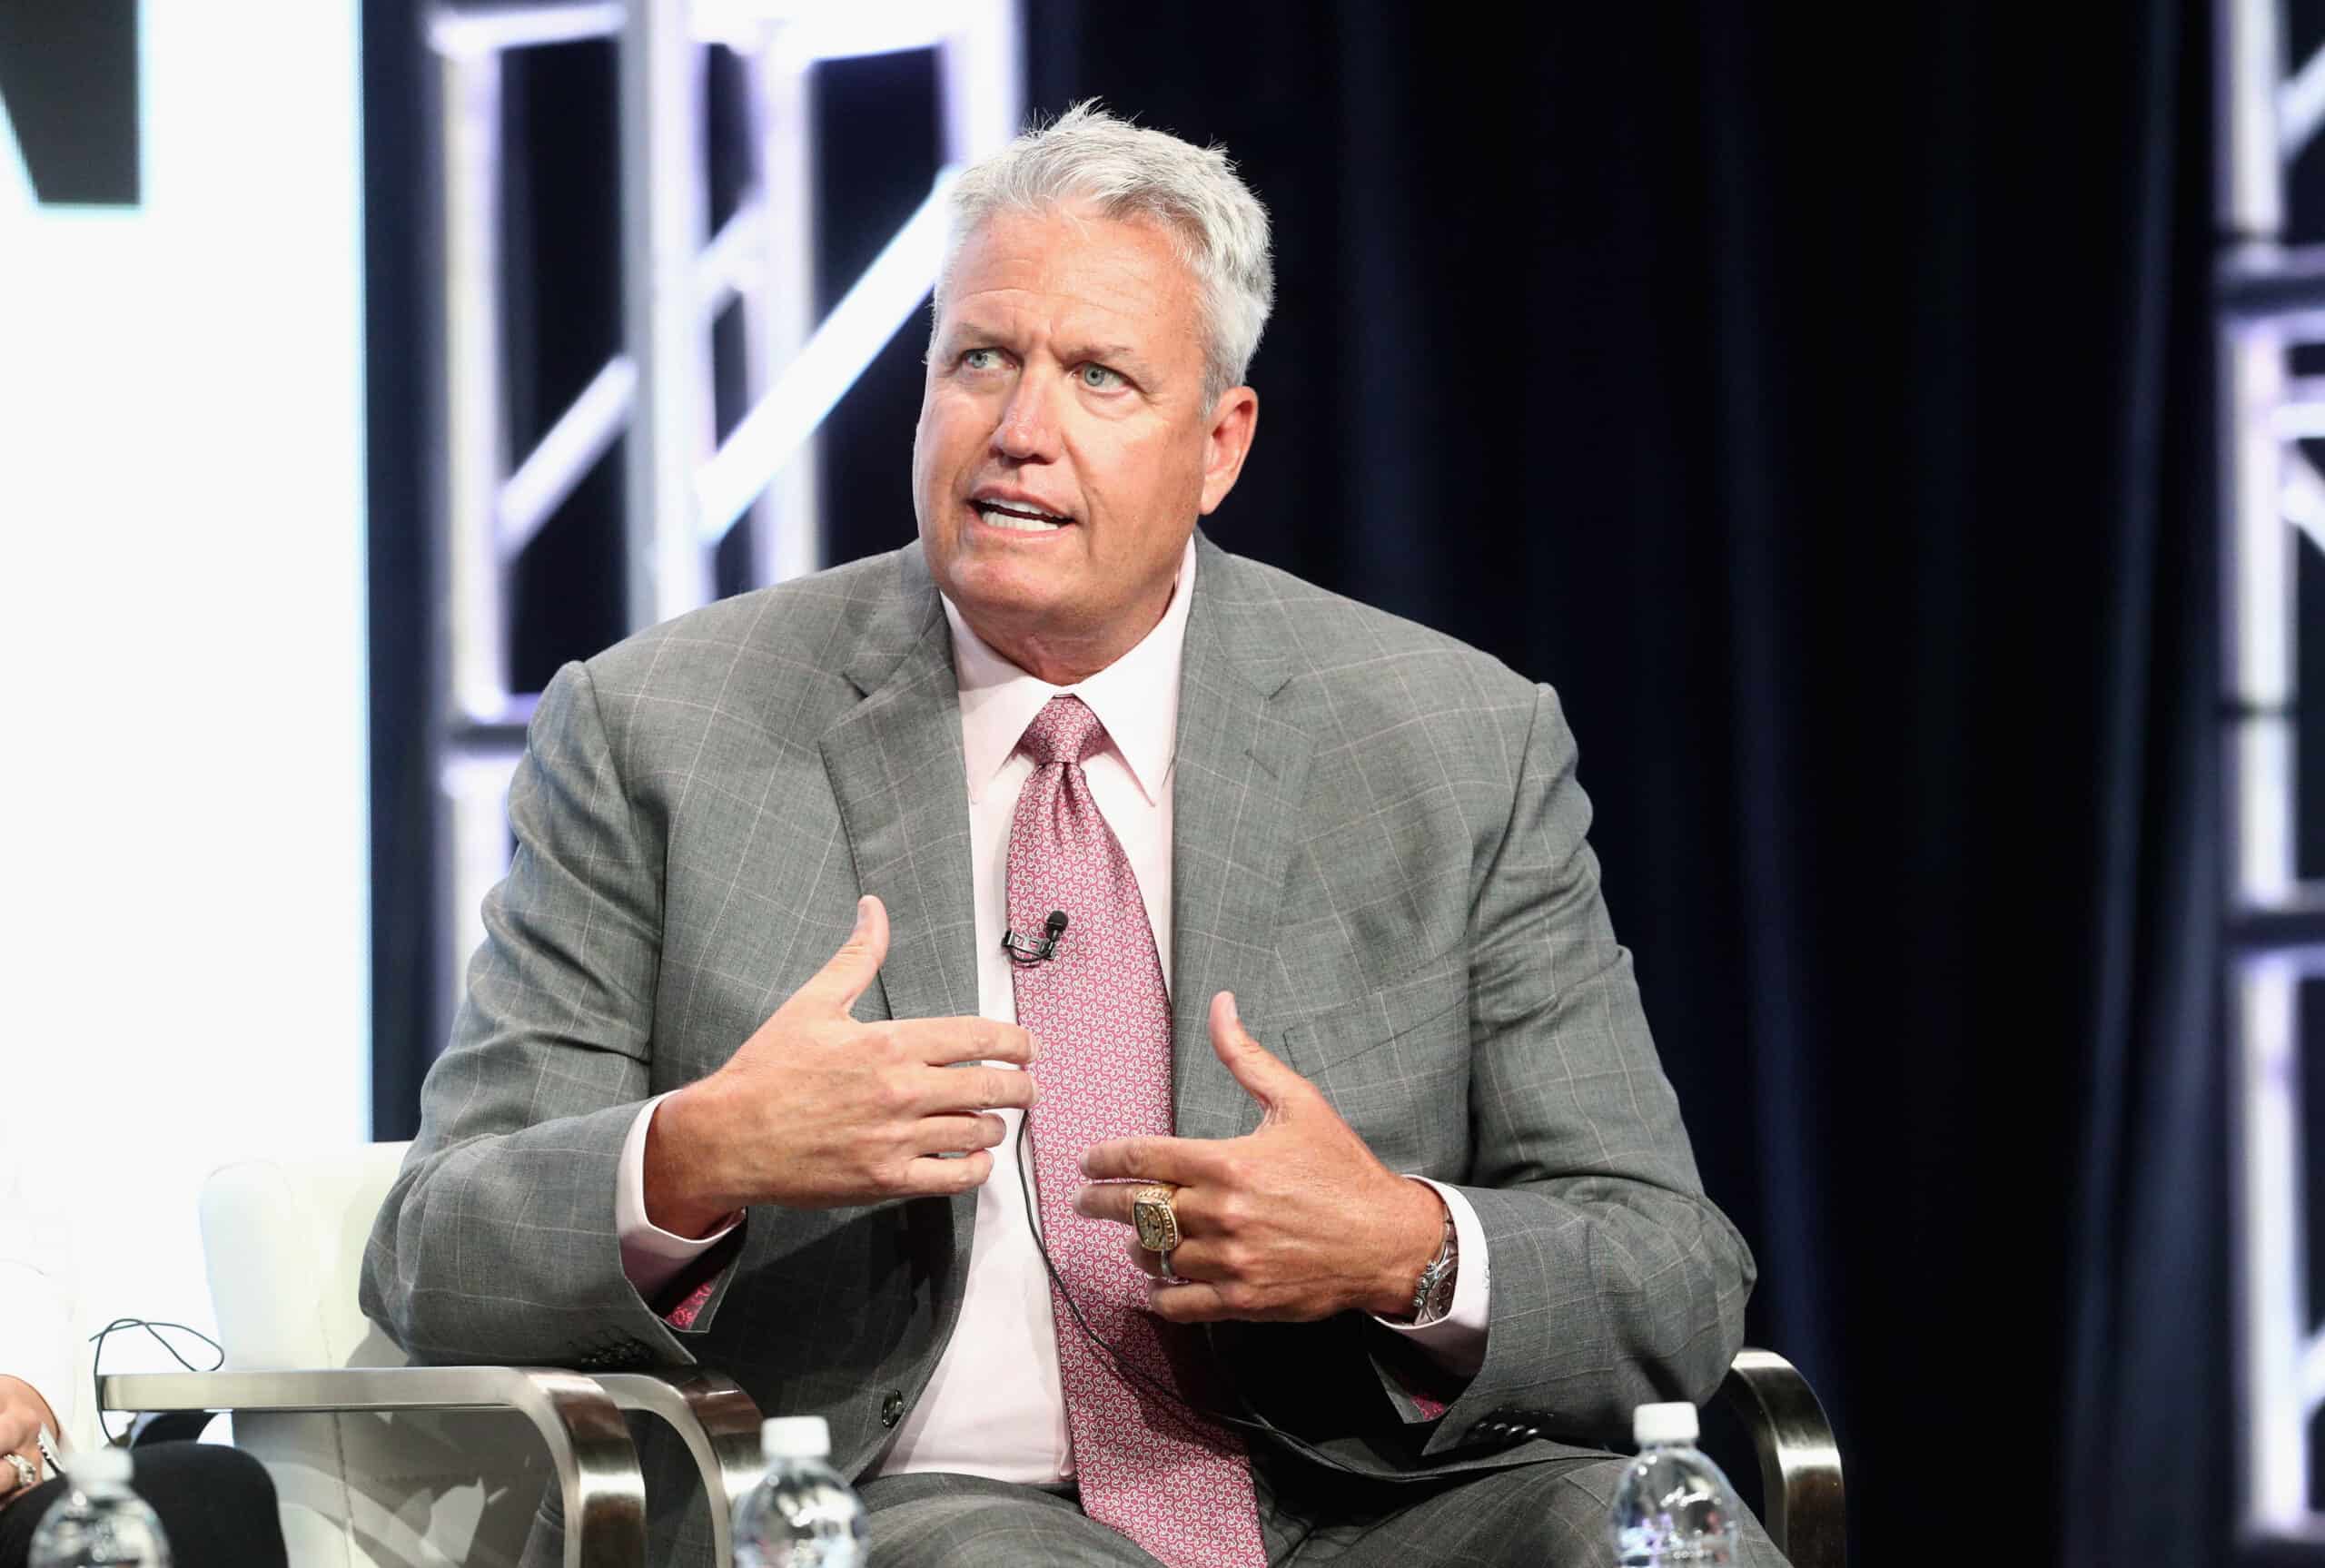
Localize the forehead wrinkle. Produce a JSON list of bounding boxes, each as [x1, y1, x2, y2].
[[943, 292, 1164, 372], [947, 273, 1157, 329], [948, 229, 1189, 318]]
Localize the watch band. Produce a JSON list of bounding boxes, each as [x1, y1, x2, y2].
[[1408, 1208, 1459, 1326]]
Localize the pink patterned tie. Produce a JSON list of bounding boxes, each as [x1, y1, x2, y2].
[[1009, 695, 1269, 1567]]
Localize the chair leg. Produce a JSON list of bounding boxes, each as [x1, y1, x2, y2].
[[598, 1370, 767, 1565], [1717, 1349, 1845, 1568]]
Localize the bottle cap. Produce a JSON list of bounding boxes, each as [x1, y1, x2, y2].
[[760, 1415, 833, 1462], [66, 1445, 132, 1485], [1632, 1402, 1698, 1446]]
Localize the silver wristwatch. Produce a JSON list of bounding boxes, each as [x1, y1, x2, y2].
[[1408, 1212, 1459, 1326]]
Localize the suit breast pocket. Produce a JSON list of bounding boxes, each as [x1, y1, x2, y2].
[[1276, 949, 1470, 1177]]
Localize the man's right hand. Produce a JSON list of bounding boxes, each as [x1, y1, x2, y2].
[[642, 895, 1037, 1234]]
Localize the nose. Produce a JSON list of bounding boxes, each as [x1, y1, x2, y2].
[[992, 369, 1062, 462]]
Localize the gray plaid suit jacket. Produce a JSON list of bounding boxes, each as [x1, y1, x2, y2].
[[360, 532, 1755, 1566]]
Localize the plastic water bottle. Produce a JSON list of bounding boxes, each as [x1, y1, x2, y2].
[[732, 1415, 866, 1568], [27, 1446, 172, 1568], [1609, 1401, 1745, 1565]]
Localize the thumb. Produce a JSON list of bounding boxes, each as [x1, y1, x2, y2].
[[1209, 991, 1304, 1116], [801, 895, 889, 1014]]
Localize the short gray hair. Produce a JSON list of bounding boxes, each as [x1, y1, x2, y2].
[[936, 101, 1274, 407]]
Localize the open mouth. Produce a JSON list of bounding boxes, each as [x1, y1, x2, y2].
[[971, 497, 1074, 534]]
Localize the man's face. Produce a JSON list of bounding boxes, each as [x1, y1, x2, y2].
[[913, 205, 1256, 679]]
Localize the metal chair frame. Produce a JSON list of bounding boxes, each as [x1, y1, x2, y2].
[[103, 1348, 1840, 1566], [100, 1366, 761, 1568]]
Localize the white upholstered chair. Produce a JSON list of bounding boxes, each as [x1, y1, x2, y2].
[[97, 1143, 763, 1568]]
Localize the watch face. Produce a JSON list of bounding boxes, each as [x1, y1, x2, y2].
[[1413, 1221, 1459, 1324], [1422, 1271, 1458, 1322]]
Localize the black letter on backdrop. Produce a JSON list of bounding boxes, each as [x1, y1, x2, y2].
[[0, 0, 141, 207]]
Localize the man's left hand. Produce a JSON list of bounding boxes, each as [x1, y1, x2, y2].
[[1074, 991, 1447, 1324]]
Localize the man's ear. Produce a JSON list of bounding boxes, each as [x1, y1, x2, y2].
[[1199, 387, 1260, 516]]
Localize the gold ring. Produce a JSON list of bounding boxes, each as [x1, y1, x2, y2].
[[1130, 1183, 1182, 1254]]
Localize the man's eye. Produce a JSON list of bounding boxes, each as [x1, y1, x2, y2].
[[1079, 363, 1124, 390], [961, 348, 1004, 370]]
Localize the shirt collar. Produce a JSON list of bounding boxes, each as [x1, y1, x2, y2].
[[942, 535, 1197, 807]]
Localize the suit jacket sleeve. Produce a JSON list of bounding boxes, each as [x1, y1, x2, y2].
[[1420, 682, 1756, 1454], [360, 659, 704, 1370]]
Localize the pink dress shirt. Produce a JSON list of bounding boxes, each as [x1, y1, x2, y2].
[[613, 537, 1489, 1483]]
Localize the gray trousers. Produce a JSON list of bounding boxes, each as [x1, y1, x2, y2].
[[858, 1454, 1793, 1567]]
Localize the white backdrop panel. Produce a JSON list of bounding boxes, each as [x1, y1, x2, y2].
[[0, 1, 370, 1375]]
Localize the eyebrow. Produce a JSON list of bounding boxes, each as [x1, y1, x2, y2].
[[941, 321, 1156, 377]]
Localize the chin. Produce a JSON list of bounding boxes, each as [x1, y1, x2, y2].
[[938, 550, 1073, 617]]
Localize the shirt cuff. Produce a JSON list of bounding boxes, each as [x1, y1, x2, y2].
[[1370, 1177, 1489, 1379], [616, 1093, 740, 1300]]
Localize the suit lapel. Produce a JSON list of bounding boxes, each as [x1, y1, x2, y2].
[[816, 546, 982, 1333], [1169, 537, 1311, 1141], [817, 544, 980, 1031], [814, 539, 1312, 1145]]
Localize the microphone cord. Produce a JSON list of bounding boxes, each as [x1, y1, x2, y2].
[[86, 1317, 225, 1446], [1009, 1114, 1403, 1480]]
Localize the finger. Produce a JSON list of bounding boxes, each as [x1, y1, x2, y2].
[[891, 1016, 1039, 1068], [915, 1112, 1007, 1155], [901, 1149, 994, 1195], [1073, 1181, 1143, 1226], [1080, 1135, 1212, 1185], [795, 896, 890, 1014], [913, 1064, 1038, 1115], [1209, 991, 1308, 1116], [1146, 1281, 1236, 1323], [1123, 1234, 1222, 1283], [1073, 1180, 1212, 1234], [1083, 1183, 1223, 1242]]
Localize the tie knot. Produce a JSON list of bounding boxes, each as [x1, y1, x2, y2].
[[1018, 695, 1106, 768]]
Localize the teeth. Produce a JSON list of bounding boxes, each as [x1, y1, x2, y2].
[[983, 510, 1064, 533], [975, 499, 1070, 530]]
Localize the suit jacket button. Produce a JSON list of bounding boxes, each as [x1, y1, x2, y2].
[[880, 1390, 905, 1428]]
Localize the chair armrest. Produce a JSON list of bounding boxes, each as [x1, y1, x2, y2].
[[99, 1366, 646, 1568], [597, 1370, 766, 1564], [1716, 1348, 1845, 1568]]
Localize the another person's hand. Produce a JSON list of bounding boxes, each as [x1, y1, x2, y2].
[[1074, 991, 1448, 1323], [0, 1374, 55, 1511], [643, 896, 1040, 1234]]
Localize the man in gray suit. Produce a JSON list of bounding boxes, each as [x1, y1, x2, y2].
[[361, 104, 1779, 1566]]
